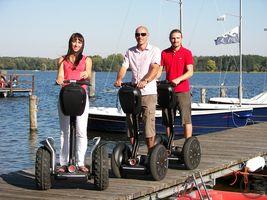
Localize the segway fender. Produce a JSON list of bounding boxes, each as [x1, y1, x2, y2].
[[111, 143, 130, 178], [40, 137, 56, 172], [154, 135, 162, 146], [113, 143, 127, 166], [87, 137, 101, 173]]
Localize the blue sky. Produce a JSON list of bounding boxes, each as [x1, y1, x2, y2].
[[0, 0, 266, 58]]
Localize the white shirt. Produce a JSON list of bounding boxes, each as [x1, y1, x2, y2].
[[122, 44, 161, 95]]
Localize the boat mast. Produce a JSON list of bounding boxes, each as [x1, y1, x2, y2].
[[238, 0, 243, 106], [179, 0, 183, 32]]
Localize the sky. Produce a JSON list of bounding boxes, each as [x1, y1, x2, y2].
[[0, 0, 266, 59]]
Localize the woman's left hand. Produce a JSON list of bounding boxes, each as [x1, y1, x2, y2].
[[80, 71, 88, 79]]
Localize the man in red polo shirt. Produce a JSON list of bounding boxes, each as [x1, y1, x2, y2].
[[159, 29, 194, 140]]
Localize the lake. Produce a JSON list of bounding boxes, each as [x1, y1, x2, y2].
[[0, 70, 266, 174]]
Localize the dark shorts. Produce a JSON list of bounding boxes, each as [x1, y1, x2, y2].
[[162, 92, 192, 126], [126, 94, 157, 138]]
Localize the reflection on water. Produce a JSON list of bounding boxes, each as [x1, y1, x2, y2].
[[0, 71, 266, 174]]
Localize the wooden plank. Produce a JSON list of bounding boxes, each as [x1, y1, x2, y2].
[[0, 122, 267, 200]]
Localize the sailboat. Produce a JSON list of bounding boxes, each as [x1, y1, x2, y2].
[[205, 0, 267, 122]]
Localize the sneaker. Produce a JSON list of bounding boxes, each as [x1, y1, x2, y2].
[[78, 166, 89, 173], [57, 165, 67, 173]]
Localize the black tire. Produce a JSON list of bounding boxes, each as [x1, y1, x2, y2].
[[182, 136, 201, 170], [92, 144, 109, 190], [35, 147, 52, 190], [149, 144, 168, 181], [111, 143, 130, 178]]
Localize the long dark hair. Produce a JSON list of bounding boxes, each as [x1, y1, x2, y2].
[[64, 33, 85, 67]]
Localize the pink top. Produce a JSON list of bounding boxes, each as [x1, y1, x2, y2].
[[63, 55, 87, 89], [122, 44, 161, 95]]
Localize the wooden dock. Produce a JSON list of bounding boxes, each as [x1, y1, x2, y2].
[[1, 122, 267, 200], [0, 74, 34, 97]]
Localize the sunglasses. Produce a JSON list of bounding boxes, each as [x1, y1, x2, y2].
[[135, 33, 147, 37]]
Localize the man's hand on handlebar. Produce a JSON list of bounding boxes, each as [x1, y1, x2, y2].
[[114, 80, 122, 87], [137, 80, 147, 89]]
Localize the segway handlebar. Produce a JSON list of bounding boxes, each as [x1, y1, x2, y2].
[[63, 80, 91, 86], [121, 82, 137, 87], [157, 80, 171, 85]]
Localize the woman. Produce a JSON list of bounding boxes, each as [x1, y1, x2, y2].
[[56, 33, 92, 173]]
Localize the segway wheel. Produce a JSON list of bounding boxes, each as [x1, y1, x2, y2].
[[182, 136, 201, 170], [149, 144, 168, 181], [92, 144, 109, 190], [35, 147, 52, 190], [111, 143, 131, 178]]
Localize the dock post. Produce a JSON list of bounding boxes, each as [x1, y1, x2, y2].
[[200, 88, 206, 103], [220, 87, 226, 97], [89, 71, 95, 98], [29, 95, 38, 131]]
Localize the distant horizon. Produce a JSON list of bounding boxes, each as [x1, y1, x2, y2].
[[0, 0, 266, 58], [0, 53, 266, 60]]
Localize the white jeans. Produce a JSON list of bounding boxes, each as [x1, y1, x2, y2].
[[58, 94, 89, 166]]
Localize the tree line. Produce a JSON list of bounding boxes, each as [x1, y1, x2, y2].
[[0, 54, 266, 72]]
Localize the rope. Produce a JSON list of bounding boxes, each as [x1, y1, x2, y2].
[[230, 170, 239, 186], [229, 166, 267, 193], [231, 110, 254, 128], [103, 0, 134, 90], [243, 167, 249, 192], [229, 169, 249, 191], [187, 0, 206, 48]]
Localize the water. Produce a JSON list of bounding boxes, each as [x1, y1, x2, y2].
[[0, 71, 266, 175]]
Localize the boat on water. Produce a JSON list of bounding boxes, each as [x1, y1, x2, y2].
[[205, 0, 267, 122], [209, 91, 267, 106], [88, 104, 253, 135], [209, 91, 267, 122]]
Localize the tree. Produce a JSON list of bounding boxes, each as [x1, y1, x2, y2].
[[91, 55, 104, 71], [0, 55, 266, 72], [206, 59, 216, 72]]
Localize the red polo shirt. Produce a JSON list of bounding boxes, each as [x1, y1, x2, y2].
[[161, 46, 194, 93]]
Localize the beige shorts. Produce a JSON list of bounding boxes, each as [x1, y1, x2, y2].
[[126, 94, 157, 138], [162, 92, 192, 126]]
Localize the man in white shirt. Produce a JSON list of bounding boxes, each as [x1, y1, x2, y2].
[[114, 26, 160, 151]]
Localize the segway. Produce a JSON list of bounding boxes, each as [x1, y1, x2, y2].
[[157, 80, 201, 170], [35, 80, 109, 190], [111, 83, 168, 181]]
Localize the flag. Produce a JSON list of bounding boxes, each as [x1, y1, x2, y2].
[[214, 26, 239, 45]]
